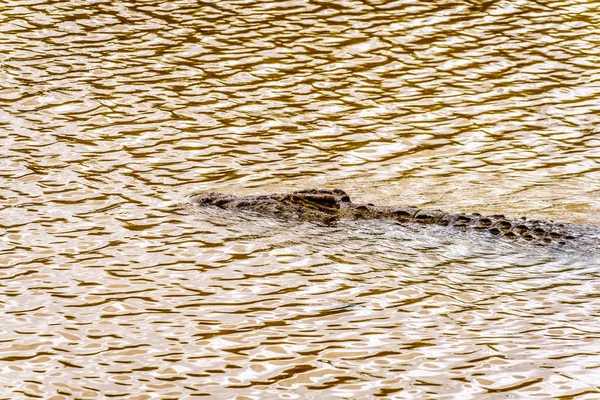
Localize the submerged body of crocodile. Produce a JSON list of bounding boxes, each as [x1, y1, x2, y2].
[[191, 188, 597, 249]]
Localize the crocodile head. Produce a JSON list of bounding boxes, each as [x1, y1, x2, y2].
[[283, 189, 351, 214]]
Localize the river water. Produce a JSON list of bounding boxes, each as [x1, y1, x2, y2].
[[2, 0, 600, 398]]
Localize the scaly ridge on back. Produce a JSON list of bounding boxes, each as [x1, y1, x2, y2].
[[190, 188, 591, 248]]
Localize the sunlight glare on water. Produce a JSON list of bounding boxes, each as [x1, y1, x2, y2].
[[1, 0, 600, 398]]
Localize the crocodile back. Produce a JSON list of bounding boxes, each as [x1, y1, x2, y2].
[[190, 189, 598, 250]]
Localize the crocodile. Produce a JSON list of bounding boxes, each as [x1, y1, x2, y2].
[[190, 188, 598, 249]]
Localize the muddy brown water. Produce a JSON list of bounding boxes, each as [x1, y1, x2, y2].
[[1, 0, 600, 398]]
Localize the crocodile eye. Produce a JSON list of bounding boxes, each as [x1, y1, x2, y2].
[[309, 194, 336, 206], [332, 190, 351, 202], [332, 189, 350, 200], [290, 195, 300, 202]]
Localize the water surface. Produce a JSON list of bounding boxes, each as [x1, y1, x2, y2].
[[1, 0, 600, 398]]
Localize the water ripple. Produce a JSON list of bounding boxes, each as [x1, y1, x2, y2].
[[1, 0, 600, 398]]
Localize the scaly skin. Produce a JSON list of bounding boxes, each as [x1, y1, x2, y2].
[[191, 188, 594, 248]]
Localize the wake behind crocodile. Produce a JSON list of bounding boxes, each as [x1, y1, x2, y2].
[[189, 188, 600, 255]]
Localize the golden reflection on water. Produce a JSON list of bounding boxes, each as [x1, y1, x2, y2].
[[1, 0, 600, 398]]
